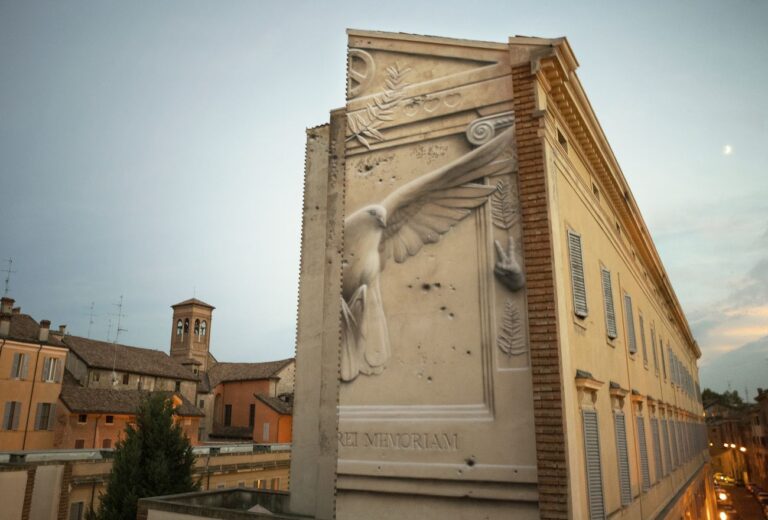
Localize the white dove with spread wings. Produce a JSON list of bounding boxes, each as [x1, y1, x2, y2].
[[340, 127, 515, 382]]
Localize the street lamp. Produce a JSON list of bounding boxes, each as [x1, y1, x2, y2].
[[723, 443, 729, 448], [739, 446, 746, 452], [730, 443, 736, 448]]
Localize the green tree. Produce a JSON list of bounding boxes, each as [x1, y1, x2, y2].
[[97, 393, 199, 520]]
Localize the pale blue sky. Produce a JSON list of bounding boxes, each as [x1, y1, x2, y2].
[[1, 1, 766, 391]]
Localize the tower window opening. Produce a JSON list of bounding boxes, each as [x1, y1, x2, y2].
[[201, 320, 207, 336], [184, 319, 189, 333], [176, 320, 183, 336], [194, 319, 200, 335]]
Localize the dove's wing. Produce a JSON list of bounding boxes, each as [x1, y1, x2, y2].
[[379, 127, 514, 264]]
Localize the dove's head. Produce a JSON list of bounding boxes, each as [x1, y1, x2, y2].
[[364, 205, 387, 228]]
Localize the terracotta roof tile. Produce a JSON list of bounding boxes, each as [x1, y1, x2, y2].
[[256, 394, 293, 415], [63, 335, 196, 381], [4, 314, 66, 347], [171, 298, 215, 309], [207, 358, 293, 387], [60, 384, 204, 417]]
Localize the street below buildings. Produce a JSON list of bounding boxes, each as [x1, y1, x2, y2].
[[727, 485, 765, 520]]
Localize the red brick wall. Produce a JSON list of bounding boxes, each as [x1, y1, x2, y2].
[[512, 63, 568, 519]]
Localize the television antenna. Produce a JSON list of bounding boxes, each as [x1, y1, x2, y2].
[[84, 301, 98, 339], [109, 295, 127, 386], [1, 258, 16, 296]]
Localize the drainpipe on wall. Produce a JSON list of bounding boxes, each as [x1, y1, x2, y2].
[[21, 342, 44, 450]]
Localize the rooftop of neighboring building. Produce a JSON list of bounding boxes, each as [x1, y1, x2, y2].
[[256, 394, 293, 416], [139, 488, 297, 519], [59, 381, 204, 417], [0, 297, 66, 348], [63, 334, 197, 381], [207, 358, 294, 388]]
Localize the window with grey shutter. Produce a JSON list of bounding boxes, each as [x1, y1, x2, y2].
[[12, 401, 20, 430], [639, 315, 648, 365], [20, 354, 29, 379], [47, 403, 56, 431], [651, 417, 663, 482], [670, 420, 679, 468], [41, 357, 51, 381], [10, 353, 21, 378], [35, 403, 44, 430], [614, 411, 632, 506], [601, 268, 617, 339], [661, 418, 671, 476], [69, 501, 84, 520], [636, 413, 650, 492], [624, 294, 637, 355], [660, 339, 667, 379], [2, 402, 12, 430], [582, 409, 605, 519], [568, 230, 588, 318], [651, 327, 659, 373], [54, 358, 63, 383]]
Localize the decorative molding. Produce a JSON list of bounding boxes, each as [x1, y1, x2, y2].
[[497, 299, 526, 356], [466, 111, 515, 146], [347, 63, 410, 150], [347, 49, 376, 99], [490, 179, 518, 230], [575, 370, 604, 407]]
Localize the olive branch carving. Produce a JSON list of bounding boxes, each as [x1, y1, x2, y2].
[[347, 63, 410, 150], [491, 179, 518, 230], [498, 299, 526, 356]]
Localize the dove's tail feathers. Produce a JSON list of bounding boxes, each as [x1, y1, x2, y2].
[[340, 291, 367, 382], [361, 280, 390, 369]]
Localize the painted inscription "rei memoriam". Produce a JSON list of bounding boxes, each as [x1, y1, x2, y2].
[[338, 431, 459, 451]]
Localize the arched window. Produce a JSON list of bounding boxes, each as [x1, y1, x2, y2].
[[184, 319, 189, 333], [194, 319, 200, 335], [201, 321, 207, 336], [176, 319, 183, 336]]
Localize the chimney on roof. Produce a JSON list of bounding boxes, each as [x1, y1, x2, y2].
[[11, 307, 20, 315], [58, 324, 67, 335], [1, 297, 14, 315], [39, 320, 50, 342], [0, 315, 9, 337]]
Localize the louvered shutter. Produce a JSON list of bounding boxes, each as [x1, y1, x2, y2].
[[568, 231, 588, 318], [624, 295, 637, 354], [661, 419, 671, 475], [636, 414, 650, 491], [651, 417, 663, 482], [2, 402, 11, 430], [47, 404, 56, 431], [35, 403, 43, 430], [601, 268, 617, 339], [670, 420, 678, 468], [10, 353, 20, 378], [54, 359, 63, 383], [614, 411, 632, 506], [21, 354, 29, 379], [41, 357, 51, 381], [651, 328, 658, 372], [12, 402, 20, 430], [582, 409, 605, 519], [639, 315, 648, 364]]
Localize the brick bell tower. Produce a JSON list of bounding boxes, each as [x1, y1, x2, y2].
[[170, 298, 214, 374]]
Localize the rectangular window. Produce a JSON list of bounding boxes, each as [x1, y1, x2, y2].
[[582, 409, 605, 519], [122, 373, 129, 385], [105, 415, 114, 424], [567, 230, 588, 318], [636, 413, 650, 492], [651, 417, 663, 482], [263, 422, 270, 441], [74, 439, 85, 449], [271, 478, 279, 490], [2, 401, 21, 430], [35, 402, 55, 431], [600, 268, 617, 339], [650, 326, 659, 374], [78, 414, 87, 424], [224, 404, 232, 426], [199, 400, 204, 409], [639, 314, 648, 366], [102, 438, 112, 449], [10, 352, 29, 379], [623, 294, 637, 355], [175, 381, 181, 392], [69, 501, 84, 520], [614, 411, 632, 506], [659, 338, 667, 379], [93, 371, 100, 382], [249, 404, 255, 428], [669, 420, 678, 468], [42, 357, 56, 382]]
